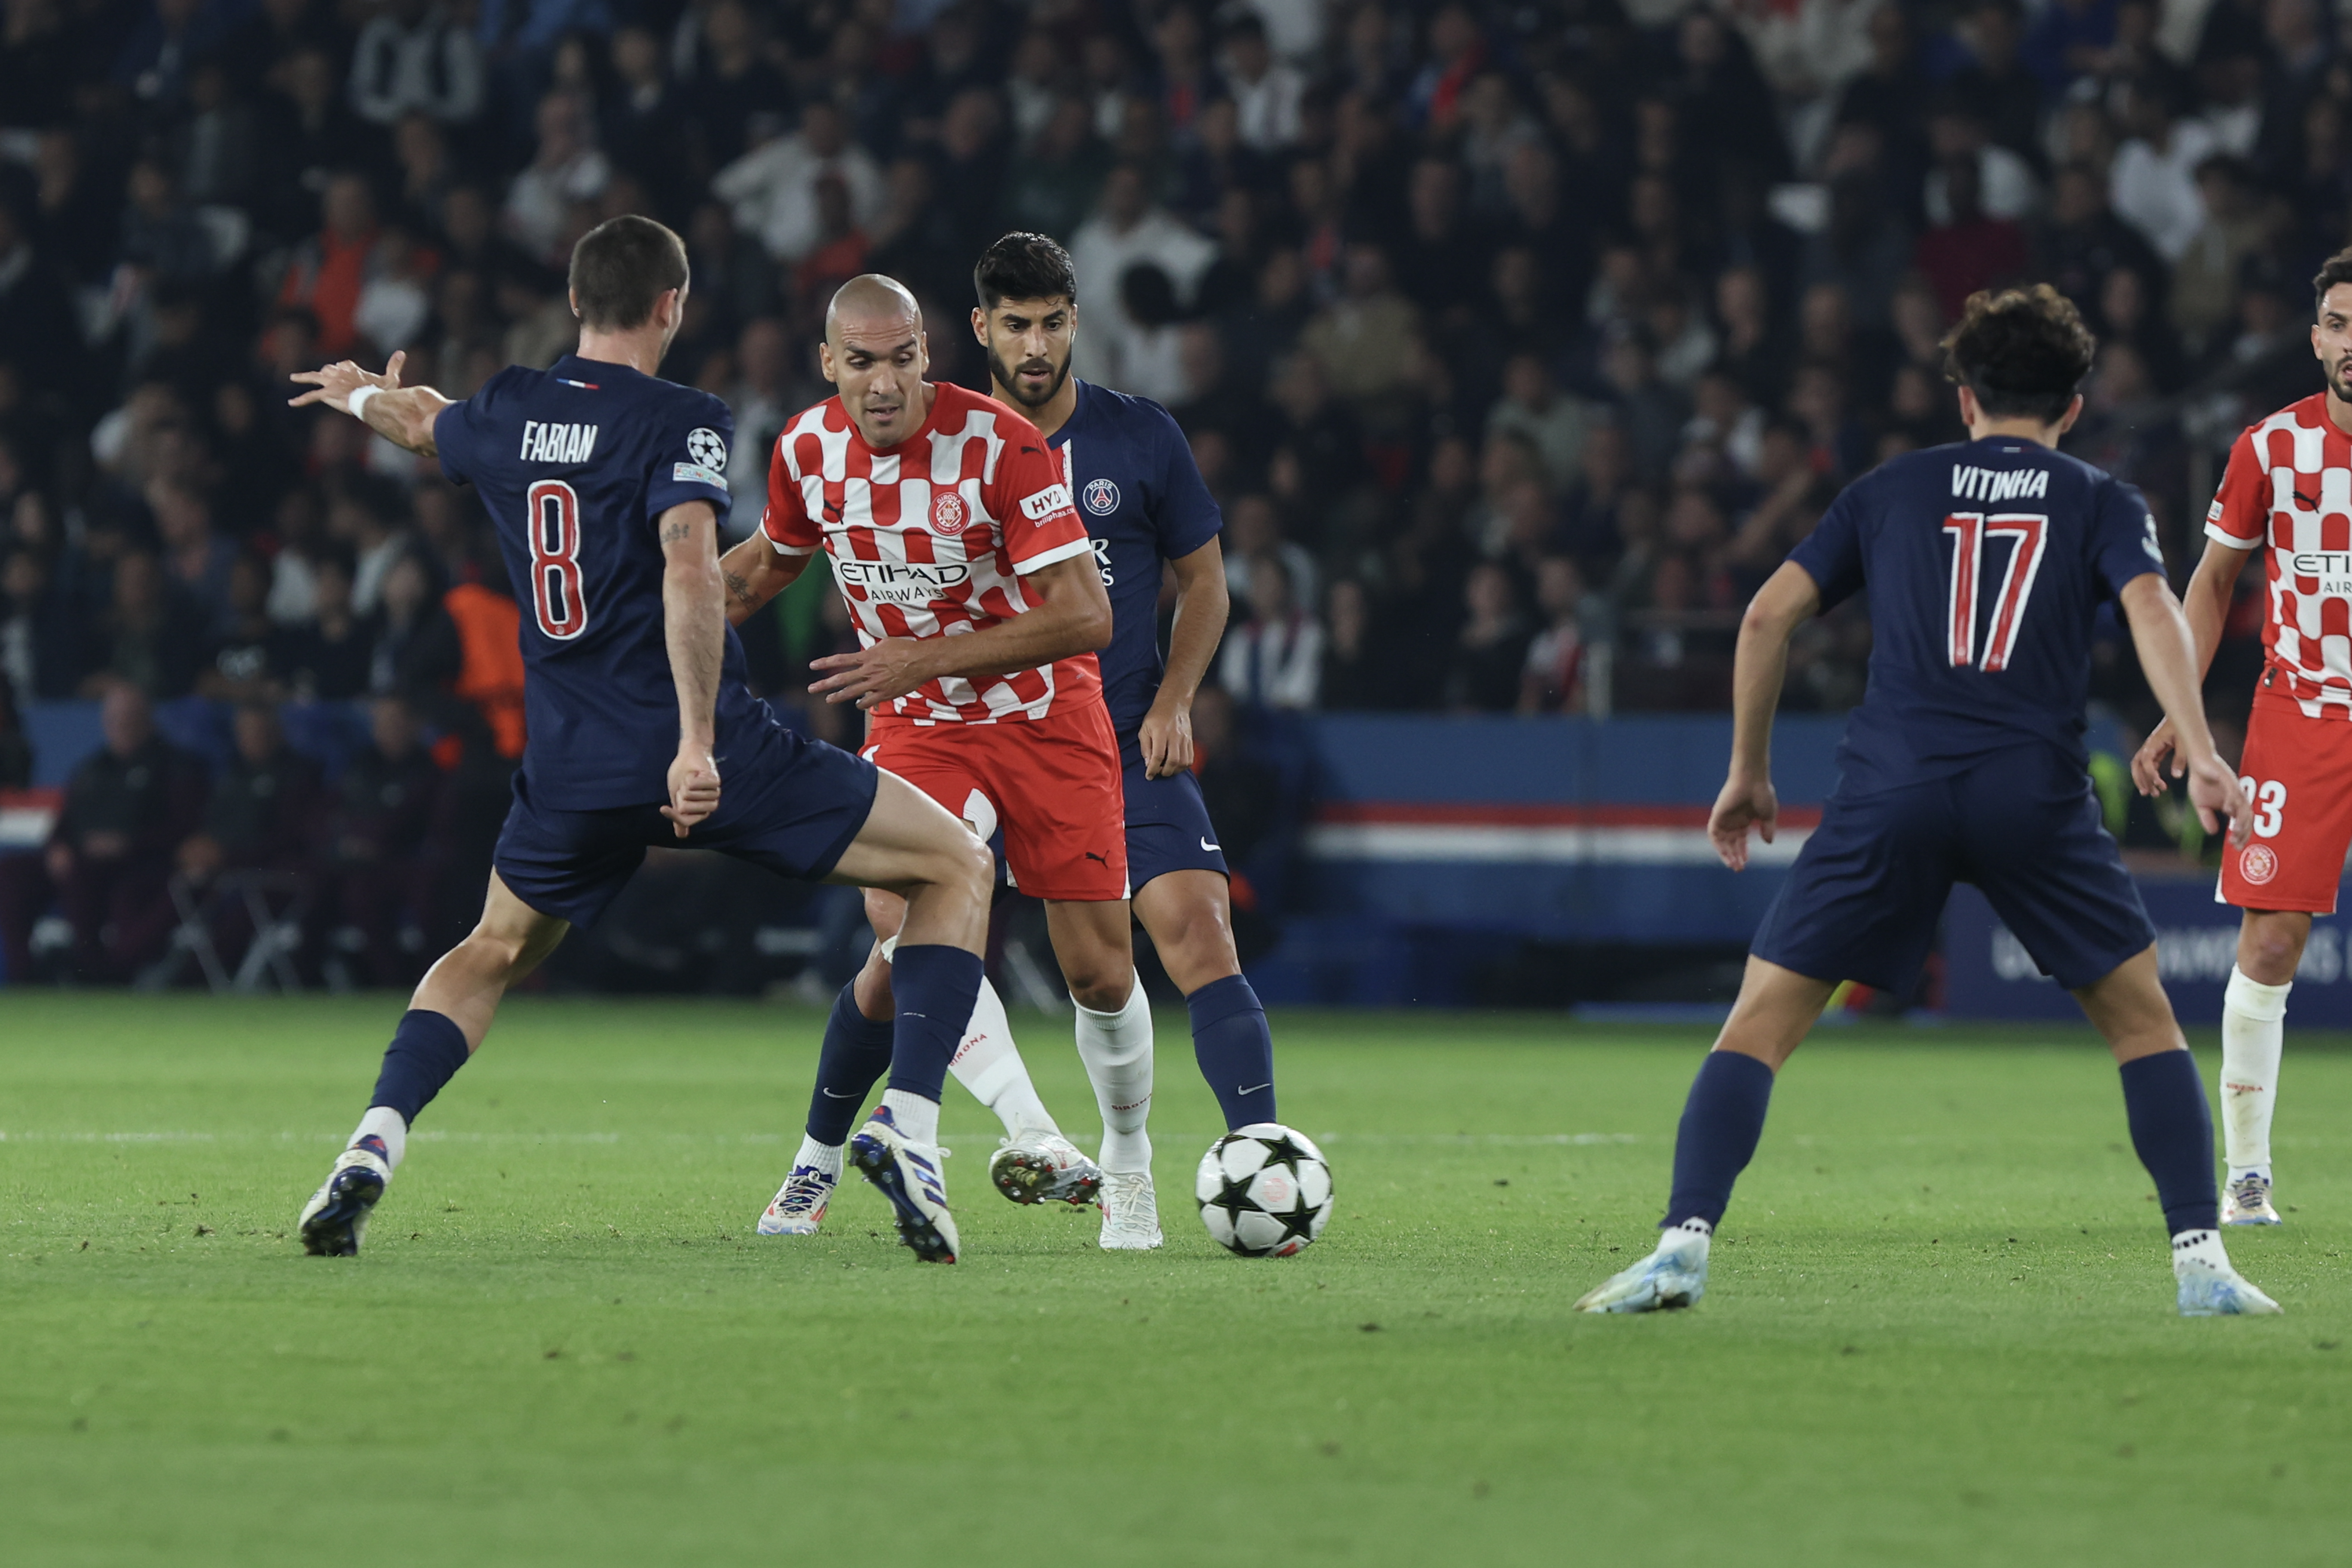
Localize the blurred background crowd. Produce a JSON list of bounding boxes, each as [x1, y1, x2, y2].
[[0, 0, 2333, 987]]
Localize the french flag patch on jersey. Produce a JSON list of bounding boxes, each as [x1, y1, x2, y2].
[[557, 377, 600, 390]]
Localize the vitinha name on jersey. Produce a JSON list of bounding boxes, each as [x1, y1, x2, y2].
[[835, 557, 971, 605], [520, 420, 599, 464], [1950, 464, 2051, 502]]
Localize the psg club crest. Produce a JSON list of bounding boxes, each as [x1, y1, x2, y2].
[[1083, 477, 1120, 515], [686, 427, 727, 471], [2241, 843, 2279, 886], [929, 490, 970, 536]]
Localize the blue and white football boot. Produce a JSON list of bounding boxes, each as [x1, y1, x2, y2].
[[2176, 1258, 2283, 1316], [2222, 1170, 2283, 1226], [756, 1164, 839, 1236], [849, 1106, 959, 1263], [1575, 1223, 1709, 1313], [986, 1130, 1104, 1207], [298, 1136, 391, 1256]]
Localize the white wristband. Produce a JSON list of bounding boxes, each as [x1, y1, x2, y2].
[[346, 384, 379, 423]]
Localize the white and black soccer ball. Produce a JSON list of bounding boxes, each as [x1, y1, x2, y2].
[[1195, 1123, 1333, 1257]]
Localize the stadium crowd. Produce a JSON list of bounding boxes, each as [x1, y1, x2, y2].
[[0, 0, 2335, 981]]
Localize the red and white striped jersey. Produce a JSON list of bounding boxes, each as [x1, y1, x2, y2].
[[2207, 393, 2352, 718], [760, 380, 1098, 723]]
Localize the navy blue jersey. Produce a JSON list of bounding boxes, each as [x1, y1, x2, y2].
[[1045, 380, 1223, 735], [1789, 436, 2167, 792], [435, 352, 761, 811]]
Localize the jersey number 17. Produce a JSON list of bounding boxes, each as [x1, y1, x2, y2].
[[1943, 512, 2047, 671]]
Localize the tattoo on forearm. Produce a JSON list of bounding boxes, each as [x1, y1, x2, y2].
[[723, 569, 754, 605], [663, 521, 694, 543]]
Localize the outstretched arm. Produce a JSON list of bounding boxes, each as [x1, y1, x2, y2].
[[1140, 537, 1230, 778], [1712, 561, 1821, 871], [809, 553, 1114, 710], [717, 532, 814, 626], [288, 350, 452, 456], [2130, 535, 2254, 794], [2119, 571, 2251, 845], [659, 500, 726, 838]]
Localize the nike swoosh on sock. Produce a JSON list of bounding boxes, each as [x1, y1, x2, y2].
[[1237, 1083, 1271, 1095]]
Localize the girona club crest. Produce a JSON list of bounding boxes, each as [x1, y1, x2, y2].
[[929, 490, 969, 536], [2240, 843, 2279, 886]]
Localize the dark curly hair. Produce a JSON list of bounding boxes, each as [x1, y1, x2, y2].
[[2313, 246, 2352, 311], [1939, 284, 2098, 425], [974, 232, 1077, 310]]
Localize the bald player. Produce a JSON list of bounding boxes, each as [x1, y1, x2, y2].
[[724, 276, 1173, 1250]]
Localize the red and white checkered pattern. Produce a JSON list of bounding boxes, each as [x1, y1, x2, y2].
[[761, 381, 1096, 724], [2207, 393, 2352, 719]]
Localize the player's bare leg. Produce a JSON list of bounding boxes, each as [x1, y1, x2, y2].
[[300, 873, 569, 1255], [2216, 908, 2305, 1224], [2071, 946, 2279, 1312], [1134, 870, 1278, 1131], [1046, 897, 1159, 1249]]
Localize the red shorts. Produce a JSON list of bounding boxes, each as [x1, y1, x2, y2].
[[863, 701, 1127, 901], [2220, 690, 2352, 913]]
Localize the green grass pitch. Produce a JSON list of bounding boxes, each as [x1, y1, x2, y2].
[[4, 994, 2350, 1566]]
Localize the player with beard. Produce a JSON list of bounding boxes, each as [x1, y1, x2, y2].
[[2133, 247, 2352, 1227], [720, 274, 1167, 1248]]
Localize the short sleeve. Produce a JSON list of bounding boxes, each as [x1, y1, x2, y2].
[[991, 426, 1090, 575], [1151, 406, 1222, 560], [1785, 484, 1867, 610], [2203, 427, 2267, 550], [759, 430, 818, 555], [644, 398, 735, 524], [433, 396, 485, 486], [2093, 478, 2168, 597]]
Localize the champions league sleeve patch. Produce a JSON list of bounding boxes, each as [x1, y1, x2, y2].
[[686, 427, 729, 471], [674, 462, 729, 490]]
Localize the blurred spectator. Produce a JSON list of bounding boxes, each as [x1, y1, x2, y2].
[[322, 695, 441, 986], [1917, 155, 2032, 321], [1219, 554, 1321, 710], [0, 686, 206, 982], [1222, 13, 1303, 153], [1519, 557, 1589, 716], [1190, 683, 1278, 866], [1446, 561, 1531, 713], [176, 702, 321, 884], [2110, 77, 2217, 263], [284, 549, 374, 702], [369, 551, 462, 705], [200, 554, 302, 702], [504, 92, 610, 268], [1317, 578, 1389, 710], [277, 172, 380, 359], [87, 552, 207, 701], [713, 102, 885, 268], [1072, 163, 1216, 389], [0, 682, 28, 789], [2, 548, 85, 702]]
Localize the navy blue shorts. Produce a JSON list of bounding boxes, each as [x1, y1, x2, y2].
[[1751, 745, 2155, 993], [493, 726, 879, 929], [1120, 732, 1228, 893]]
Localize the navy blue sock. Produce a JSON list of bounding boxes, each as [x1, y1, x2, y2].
[[806, 983, 895, 1145], [367, 1010, 472, 1126], [885, 945, 983, 1103], [2120, 1049, 2220, 1234], [1662, 1051, 1777, 1229], [1188, 974, 1276, 1128]]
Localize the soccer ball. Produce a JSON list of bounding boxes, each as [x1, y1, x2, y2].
[[1195, 1124, 1333, 1257]]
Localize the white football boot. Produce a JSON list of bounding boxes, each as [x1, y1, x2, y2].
[[987, 1130, 1105, 1207], [1575, 1225, 1709, 1313], [298, 1138, 392, 1256], [2222, 1170, 2283, 1226], [848, 1106, 959, 1263], [2176, 1258, 2283, 1316], [1098, 1169, 1162, 1250], [756, 1164, 838, 1236]]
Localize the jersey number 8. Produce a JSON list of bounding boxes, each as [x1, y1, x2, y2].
[[527, 479, 588, 641], [1942, 512, 2048, 671]]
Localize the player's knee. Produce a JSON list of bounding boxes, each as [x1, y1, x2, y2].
[[933, 833, 993, 906], [1068, 969, 1131, 1012], [2243, 920, 2306, 978]]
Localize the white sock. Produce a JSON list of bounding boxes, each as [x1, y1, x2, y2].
[[948, 978, 1059, 1138], [2171, 1227, 2232, 1279], [1074, 971, 1153, 1173], [792, 1133, 843, 1176], [1660, 1217, 1712, 1261], [2220, 966, 2288, 1177], [880, 1088, 940, 1145], [352, 1106, 407, 1172]]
